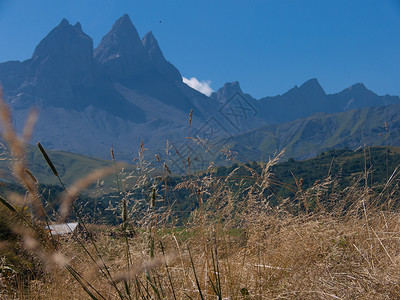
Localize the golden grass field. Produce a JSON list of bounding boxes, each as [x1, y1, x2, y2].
[[1, 87, 400, 299]]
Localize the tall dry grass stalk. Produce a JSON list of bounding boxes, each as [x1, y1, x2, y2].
[[1, 93, 400, 299]]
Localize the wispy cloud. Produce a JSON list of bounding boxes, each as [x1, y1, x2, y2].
[[183, 77, 214, 96]]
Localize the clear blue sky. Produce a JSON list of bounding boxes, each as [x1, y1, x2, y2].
[[0, 0, 399, 98]]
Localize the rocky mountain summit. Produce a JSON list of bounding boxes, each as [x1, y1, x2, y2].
[[0, 14, 399, 167], [212, 78, 400, 124], [0, 15, 222, 160], [94, 14, 150, 81]]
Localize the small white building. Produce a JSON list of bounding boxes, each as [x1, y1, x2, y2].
[[45, 222, 80, 236]]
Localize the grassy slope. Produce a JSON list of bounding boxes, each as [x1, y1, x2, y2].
[[212, 146, 400, 202], [7, 146, 400, 299], [229, 104, 400, 162], [0, 144, 132, 193]]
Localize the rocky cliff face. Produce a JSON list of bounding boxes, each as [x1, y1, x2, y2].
[[0, 14, 399, 165], [142, 31, 182, 82], [329, 83, 400, 110], [0, 15, 225, 160], [94, 14, 150, 82], [0, 15, 202, 117], [30, 19, 94, 83], [212, 78, 400, 124], [229, 102, 400, 162], [210, 81, 242, 103], [1, 19, 96, 108]]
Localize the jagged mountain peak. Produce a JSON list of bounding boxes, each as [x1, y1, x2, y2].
[[281, 78, 325, 98], [351, 82, 366, 88], [142, 31, 181, 81], [59, 18, 69, 26], [298, 78, 326, 95], [110, 14, 137, 35], [220, 81, 242, 94], [142, 31, 163, 60], [94, 13, 144, 59], [5, 17, 95, 109], [339, 82, 375, 98], [74, 22, 82, 30], [210, 81, 243, 102], [228, 81, 241, 89], [117, 14, 131, 25], [1, 15, 399, 163], [347, 82, 368, 92], [300, 78, 320, 89], [142, 31, 156, 47], [94, 14, 149, 80], [32, 19, 93, 60], [220, 81, 240, 88]]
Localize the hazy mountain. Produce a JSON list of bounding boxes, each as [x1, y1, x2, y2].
[[142, 31, 182, 82], [212, 78, 400, 124], [94, 14, 150, 81], [0, 14, 399, 166], [228, 103, 400, 162], [0, 15, 228, 160]]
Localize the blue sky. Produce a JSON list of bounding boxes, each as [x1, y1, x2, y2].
[[0, 0, 399, 98]]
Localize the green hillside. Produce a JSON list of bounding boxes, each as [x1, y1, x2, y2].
[[0, 144, 133, 194], [212, 146, 400, 204], [1, 145, 399, 226], [113, 146, 400, 223], [229, 104, 400, 162]]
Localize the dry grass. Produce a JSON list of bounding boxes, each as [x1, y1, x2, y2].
[[2, 87, 400, 299], [17, 208, 400, 299]]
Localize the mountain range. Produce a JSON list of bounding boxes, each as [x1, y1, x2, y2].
[[0, 14, 399, 169]]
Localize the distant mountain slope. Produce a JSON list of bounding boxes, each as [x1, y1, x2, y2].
[[0, 14, 399, 164], [0, 15, 226, 159], [0, 144, 134, 194], [208, 146, 400, 207], [212, 79, 400, 124], [228, 103, 400, 161]]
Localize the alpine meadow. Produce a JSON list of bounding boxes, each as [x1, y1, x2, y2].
[[1, 4, 400, 300]]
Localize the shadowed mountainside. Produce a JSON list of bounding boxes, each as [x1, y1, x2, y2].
[[0, 14, 399, 164]]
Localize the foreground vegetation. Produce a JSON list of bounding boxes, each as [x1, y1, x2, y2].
[[1, 89, 400, 299]]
